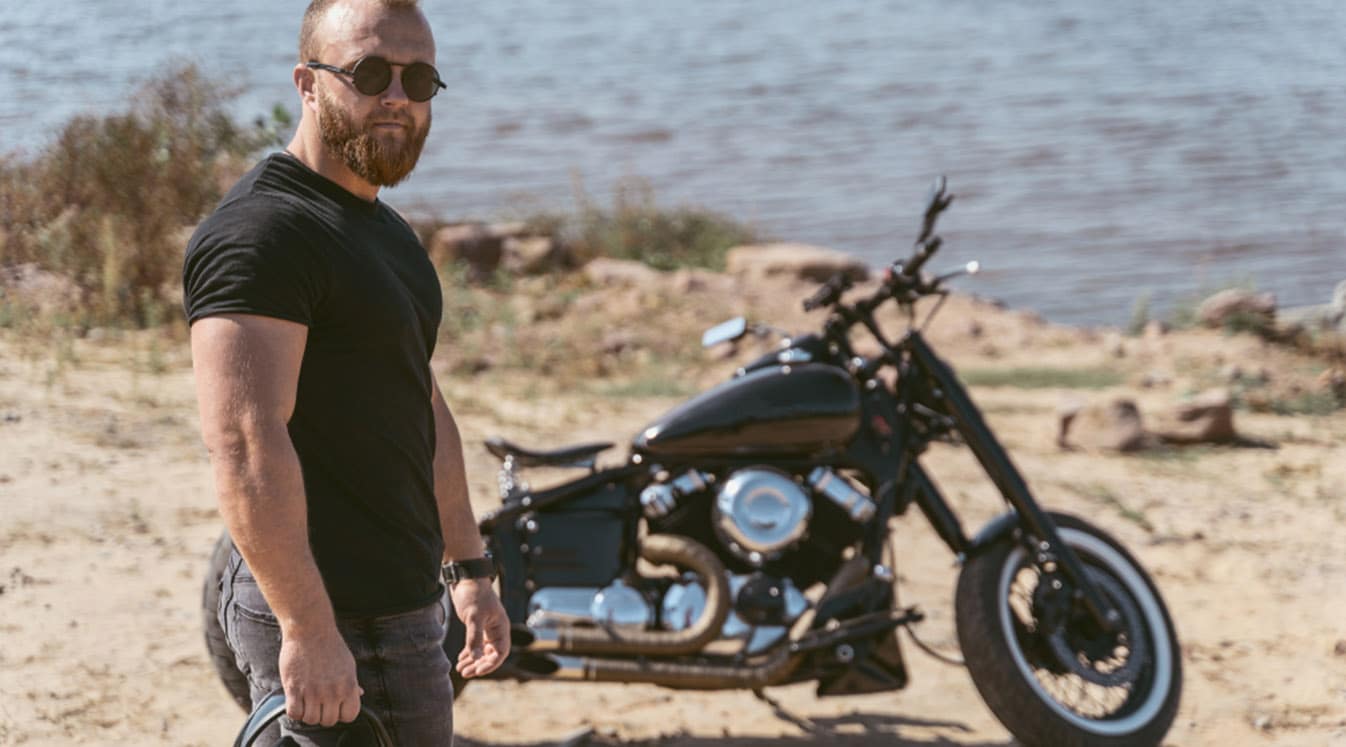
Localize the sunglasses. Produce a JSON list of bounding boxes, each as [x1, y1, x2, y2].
[[306, 56, 446, 102]]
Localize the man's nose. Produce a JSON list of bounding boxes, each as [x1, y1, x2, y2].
[[380, 70, 410, 106]]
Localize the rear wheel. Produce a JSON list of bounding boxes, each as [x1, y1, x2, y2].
[[955, 513, 1181, 746]]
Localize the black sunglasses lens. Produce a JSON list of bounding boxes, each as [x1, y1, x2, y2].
[[351, 57, 393, 96], [402, 63, 440, 101]]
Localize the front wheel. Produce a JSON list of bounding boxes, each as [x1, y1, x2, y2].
[[955, 512, 1182, 747]]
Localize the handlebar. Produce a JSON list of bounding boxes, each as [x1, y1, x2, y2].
[[899, 176, 954, 279]]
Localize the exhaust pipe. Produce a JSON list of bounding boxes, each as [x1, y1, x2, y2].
[[545, 647, 799, 690], [529, 534, 731, 656], [538, 607, 917, 690]]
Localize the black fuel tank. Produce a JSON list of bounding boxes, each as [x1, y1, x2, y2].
[[634, 364, 861, 457]]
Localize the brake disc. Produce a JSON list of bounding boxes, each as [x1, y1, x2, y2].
[[1043, 567, 1148, 687]]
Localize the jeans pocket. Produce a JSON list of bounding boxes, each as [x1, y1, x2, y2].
[[230, 578, 281, 627]]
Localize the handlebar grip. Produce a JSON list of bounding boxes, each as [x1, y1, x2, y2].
[[899, 236, 941, 278], [802, 273, 854, 312]]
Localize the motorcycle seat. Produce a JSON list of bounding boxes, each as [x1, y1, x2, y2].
[[484, 436, 614, 469]]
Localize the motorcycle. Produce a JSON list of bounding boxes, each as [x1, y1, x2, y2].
[[205, 178, 1182, 746]]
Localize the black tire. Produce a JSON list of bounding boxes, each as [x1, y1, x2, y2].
[[203, 532, 470, 707], [955, 512, 1182, 747], [203, 531, 252, 712]]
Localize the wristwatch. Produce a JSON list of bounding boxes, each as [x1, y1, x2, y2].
[[441, 553, 497, 587]]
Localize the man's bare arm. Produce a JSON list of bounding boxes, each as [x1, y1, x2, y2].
[[192, 313, 360, 726], [429, 370, 510, 677]]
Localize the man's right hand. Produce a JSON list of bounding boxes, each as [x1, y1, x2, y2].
[[278, 627, 363, 727]]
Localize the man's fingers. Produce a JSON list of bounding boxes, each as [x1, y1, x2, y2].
[[318, 700, 339, 728], [286, 692, 306, 722], [337, 693, 361, 724]]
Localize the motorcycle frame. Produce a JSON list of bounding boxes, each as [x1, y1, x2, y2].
[[841, 321, 1123, 633]]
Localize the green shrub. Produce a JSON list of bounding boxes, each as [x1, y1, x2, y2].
[[0, 63, 287, 326], [521, 176, 762, 271], [960, 366, 1125, 390]]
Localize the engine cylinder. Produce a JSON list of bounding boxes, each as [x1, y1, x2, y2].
[[712, 468, 812, 565]]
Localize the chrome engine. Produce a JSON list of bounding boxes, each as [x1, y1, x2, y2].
[[712, 468, 812, 565], [662, 572, 808, 655], [524, 465, 877, 654], [525, 572, 809, 657], [526, 580, 654, 631]]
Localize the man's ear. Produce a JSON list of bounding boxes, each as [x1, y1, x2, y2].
[[293, 64, 318, 111]]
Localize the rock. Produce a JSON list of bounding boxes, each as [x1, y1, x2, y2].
[[1317, 368, 1346, 399], [966, 321, 984, 338], [1219, 364, 1244, 383], [583, 257, 661, 287], [1196, 289, 1276, 331], [0, 263, 83, 317], [1057, 398, 1148, 452], [725, 243, 869, 284], [428, 223, 503, 278], [1142, 319, 1169, 339], [1140, 370, 1172, 389], [501, 235, 570, 275], [1284, 282, 1346, 334], [670, 268, 735, 295], [601, 331, 638, 355], [1154, 388, 1238, 444], [1102, 332, 1127, 359]]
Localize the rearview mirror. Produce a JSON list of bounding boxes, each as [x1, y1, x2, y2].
[[701, 317, 748, 348]]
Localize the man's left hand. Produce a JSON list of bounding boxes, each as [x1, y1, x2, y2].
[[450, 579, 510, 678]]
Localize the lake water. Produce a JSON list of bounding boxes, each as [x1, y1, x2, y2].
[[3, 1, 1344, 325]]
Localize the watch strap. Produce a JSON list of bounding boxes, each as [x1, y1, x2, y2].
[[442, 556, 496, 586]]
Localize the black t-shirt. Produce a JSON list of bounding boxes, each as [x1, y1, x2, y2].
[[183, 152, 445, 616]]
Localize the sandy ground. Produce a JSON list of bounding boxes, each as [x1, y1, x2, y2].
[[1, 283, 1344, 746]]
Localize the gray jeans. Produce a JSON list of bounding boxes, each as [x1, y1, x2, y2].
[[219, 551, 454, 746]]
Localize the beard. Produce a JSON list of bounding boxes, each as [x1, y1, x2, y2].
[[317, 91, 431, 188]]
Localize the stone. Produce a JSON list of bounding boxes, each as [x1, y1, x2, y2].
[[1317, 368, 1346, 399], [1219, 364, 1244, 383], [0, 263, 83, 317], [725, 243, 869, 284], [670, 268, 735, 295], [501, 235, 568, 275], [1057, 398, 1148, 452], [1196, 289, 1276, 330], [1102, 332, 1127, 359], [1154, 388, 1238, 444], [1140, 370, 1172, 389], [1143, 319, 1169, 339], [428, 223, 502, 279], [583, 257, 661, 287]]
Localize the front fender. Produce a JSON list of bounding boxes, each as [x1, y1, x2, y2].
[[964, 511, 1021, 560]]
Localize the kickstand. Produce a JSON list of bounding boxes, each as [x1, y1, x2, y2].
[[752, 689, 818, 735]]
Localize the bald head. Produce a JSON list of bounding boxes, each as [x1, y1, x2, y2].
[[299, 0, 426, 63]]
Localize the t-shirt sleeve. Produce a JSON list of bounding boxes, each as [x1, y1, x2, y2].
[[181, 198, 330, 326]]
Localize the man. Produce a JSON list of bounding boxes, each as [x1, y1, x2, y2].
[[183, 0, 509, 743]]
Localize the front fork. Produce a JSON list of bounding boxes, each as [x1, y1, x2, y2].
[[901, 333, 1122, 633]]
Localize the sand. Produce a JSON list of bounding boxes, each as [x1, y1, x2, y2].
[[1, 281, 1344, 746]]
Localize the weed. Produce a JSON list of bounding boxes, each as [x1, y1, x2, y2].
[[0, 62, 287, 327], [1063, 482, 1155, 533], [960, 366, 1124, 390], [1127, 292, 1152, 337], [597, 373, 698, 399], [516, 175, 762, 272]]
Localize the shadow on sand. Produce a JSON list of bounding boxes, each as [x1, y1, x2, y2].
[[458, 709, 1013, 747]]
